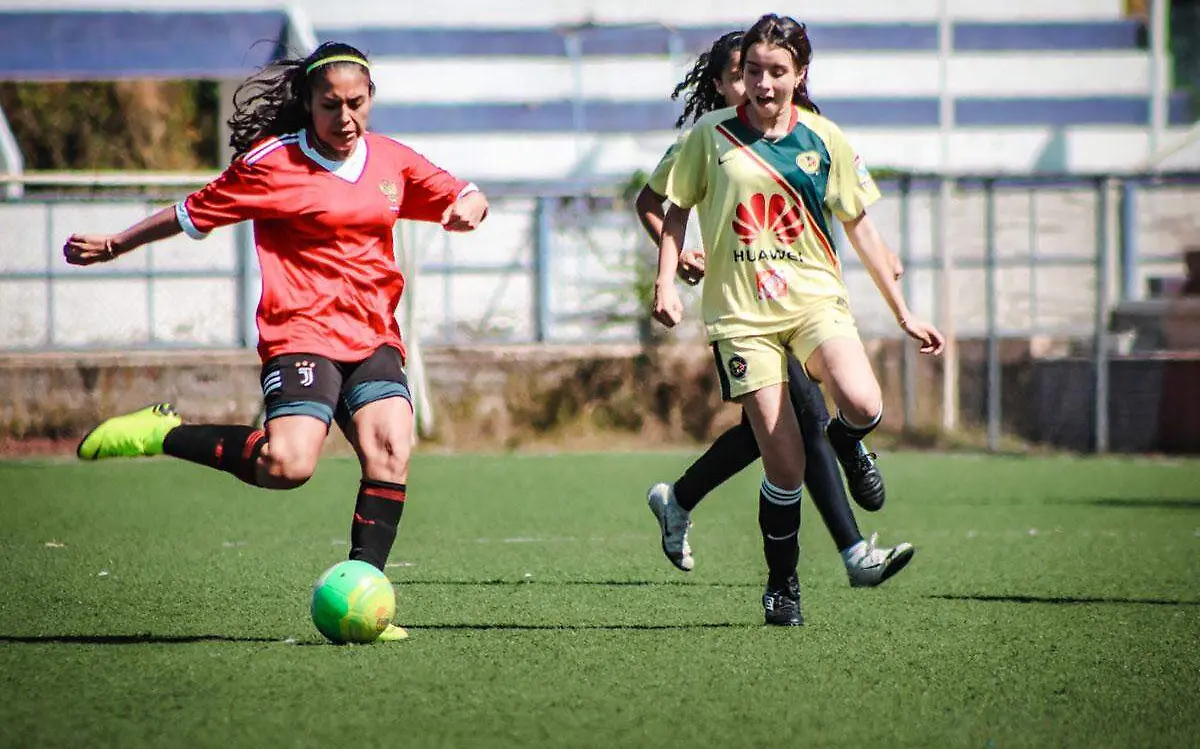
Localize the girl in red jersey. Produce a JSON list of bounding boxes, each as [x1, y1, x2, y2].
[[63, 42, 489, 641], [635, 30, 914, 589]]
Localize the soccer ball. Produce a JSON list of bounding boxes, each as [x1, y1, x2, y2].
[[310, 560, 396, 644]]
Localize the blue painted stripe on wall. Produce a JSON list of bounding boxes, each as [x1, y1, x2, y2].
[[580, 23, 940, 54], [954, 21, 1142, 51], [324, 24, 939, 58], [321, 21, 1142, 57], [0, 12, 1164, 84], [0, 11, 287, 80], [333, 28, 568, 57], [369, 101, 670, 134], [820, 99, 941, 127], [956, 94, 1192, 126], [368, 96, 1192, 134]]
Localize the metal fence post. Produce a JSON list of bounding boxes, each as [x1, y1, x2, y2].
[[1028, 189, 1038, 331], [145, 201, 157, 345], [534, 196, 554, 342], [44, 204, 55, 347], [235, 221, 256, 348], [937, 174, 959, 433], [564, 31, 585, 160], [1093, 178, 1113, 453], [441, 231, 453, 342], [984, 179, 1000, 452], [1119, 180, 1139, 301], [898, 176, 916, 432]]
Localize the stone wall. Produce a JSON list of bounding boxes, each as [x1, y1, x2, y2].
[[3, 340, 1195, 454]]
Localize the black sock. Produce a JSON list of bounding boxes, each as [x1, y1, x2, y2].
[[162, 424, 267, 486], [804, 433, 863, 550], [827, 409, 882, 451], [785, 375, 862, 550], [349, 479, 406, 571], [674, 411, 760, 511], [759, 478, 802, 586]]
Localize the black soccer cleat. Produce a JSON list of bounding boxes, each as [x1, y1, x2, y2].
[[827, 422, 886, 512], [762, 574, 804, 627]]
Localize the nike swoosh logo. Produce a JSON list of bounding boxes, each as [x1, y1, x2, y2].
[[718, 150, 739, 165]]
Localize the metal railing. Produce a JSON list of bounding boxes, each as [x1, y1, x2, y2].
[[2, 171, 1198, 453]]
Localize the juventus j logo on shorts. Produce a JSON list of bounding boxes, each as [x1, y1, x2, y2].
[[294, 360, 316, 388]]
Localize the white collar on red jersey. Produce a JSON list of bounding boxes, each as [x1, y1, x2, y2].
[[298, 129, 368, 183]]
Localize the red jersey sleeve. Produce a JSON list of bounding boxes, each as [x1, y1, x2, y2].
[[175, 156, 285, 238], [395, 145, 468, 224]]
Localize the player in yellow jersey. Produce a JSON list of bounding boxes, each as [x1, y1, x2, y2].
[[635, 30, 914, 592], [653, 14, 945, 626]]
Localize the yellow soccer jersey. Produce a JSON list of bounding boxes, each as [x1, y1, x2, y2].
[[664, 103, 881, 341]]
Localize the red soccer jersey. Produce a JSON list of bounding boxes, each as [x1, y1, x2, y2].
[[176, 130, 467, 363]]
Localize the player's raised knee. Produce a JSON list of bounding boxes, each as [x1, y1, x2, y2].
[[840, 383, 883, 427]]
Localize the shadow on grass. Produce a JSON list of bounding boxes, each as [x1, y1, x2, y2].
[[1068, 497, 1200, 510], [0, 634, 282, 645], [407, 623, 753, 631], [393, 579, 758, 588], [930, 594, 1200, 607]]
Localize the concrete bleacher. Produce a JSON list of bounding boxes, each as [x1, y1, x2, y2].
[[0, 0, 1195, 180], [336, 20, 1194, 180], [293, 0, 1197, 179]]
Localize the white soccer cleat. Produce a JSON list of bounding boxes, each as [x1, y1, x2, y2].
[[647, 482, 694, 572], [846, 533, 915, 588], [377, 623, 409, 642]]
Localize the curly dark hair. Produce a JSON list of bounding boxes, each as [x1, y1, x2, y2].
[[226, 41, 375, 159], [741, 14, 820, 114], [670, 30, 744, 129]]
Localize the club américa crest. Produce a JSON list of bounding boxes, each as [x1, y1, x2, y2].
[[795, 150, 821, 175], [728, 354, 748, 380]]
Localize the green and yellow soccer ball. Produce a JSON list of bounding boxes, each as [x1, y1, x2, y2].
[[310, 560, 395, 644]]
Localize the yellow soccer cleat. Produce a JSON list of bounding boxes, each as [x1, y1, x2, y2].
[[77, 402, 182, 460], [376, 623, 409, 642]]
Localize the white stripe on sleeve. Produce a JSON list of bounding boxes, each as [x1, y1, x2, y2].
[[174, 201, 208, 240]]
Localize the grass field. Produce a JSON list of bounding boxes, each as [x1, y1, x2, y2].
[[0, 451, 1197, 748]]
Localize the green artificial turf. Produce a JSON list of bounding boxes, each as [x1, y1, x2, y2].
[[0, 452, 1196, 748]]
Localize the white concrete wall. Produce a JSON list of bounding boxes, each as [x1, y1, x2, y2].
[[376, 53, 1153, 104]]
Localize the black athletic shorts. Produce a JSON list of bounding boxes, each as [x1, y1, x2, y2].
[[259, 345, 410, 430]]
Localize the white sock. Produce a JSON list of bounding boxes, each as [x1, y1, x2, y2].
[[837, 407, 882, 432], [760, 477, 803, 505]]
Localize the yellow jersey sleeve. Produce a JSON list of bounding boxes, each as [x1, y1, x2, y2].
[[824, 126, 881, 222], [646, 135, 686, 196], [664, 125, 710, 211]]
